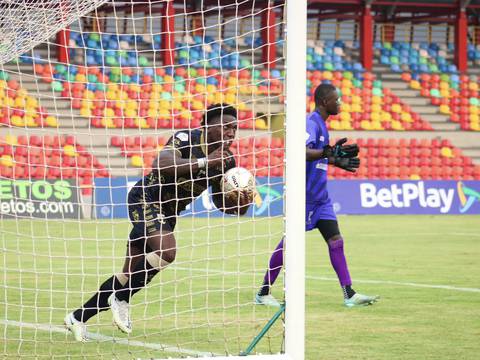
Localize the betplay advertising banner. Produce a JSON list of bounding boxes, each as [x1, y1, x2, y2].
[[329, 180, 480, 215]]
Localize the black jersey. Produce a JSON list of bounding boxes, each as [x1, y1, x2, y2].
[[128, 129, 236, 215]]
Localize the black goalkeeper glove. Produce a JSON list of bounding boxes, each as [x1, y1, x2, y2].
[[322, 138, 359, 159], [332, 157, 360, 172], [333, 138, 359, 158]]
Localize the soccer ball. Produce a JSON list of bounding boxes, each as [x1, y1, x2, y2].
[[222, 167, 255, 195]]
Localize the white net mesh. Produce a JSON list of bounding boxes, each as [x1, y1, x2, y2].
[[0, 0, 109, 65], [1, 0, 287, 358]]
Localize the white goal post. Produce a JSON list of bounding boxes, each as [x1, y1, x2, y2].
[[0, 0, 306, 359]]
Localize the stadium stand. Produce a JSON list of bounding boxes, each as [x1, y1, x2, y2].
[[1, 18, 480, 184], [0, 73, 57, 128]]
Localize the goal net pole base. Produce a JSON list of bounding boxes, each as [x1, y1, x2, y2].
[[241, 303, 286, 356]]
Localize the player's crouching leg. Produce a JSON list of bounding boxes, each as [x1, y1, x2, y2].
[[109, 252, 172, 334]]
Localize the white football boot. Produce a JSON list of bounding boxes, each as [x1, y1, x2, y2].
[[108, 294, 132, 334], [64, 312, 88, 342]]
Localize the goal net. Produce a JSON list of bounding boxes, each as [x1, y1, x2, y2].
[[1, 0, 305, 359]]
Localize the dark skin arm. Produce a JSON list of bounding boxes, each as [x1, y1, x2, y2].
[[154, 146, 227, 177]]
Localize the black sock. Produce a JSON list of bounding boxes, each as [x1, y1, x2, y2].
[[258, 284, 271, 296], [115, 259, 159, 303], [342, 285, 356, 300], [73, 275, 124, 323]]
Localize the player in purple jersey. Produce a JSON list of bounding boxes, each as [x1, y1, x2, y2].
[[255, 84, 379, 308]]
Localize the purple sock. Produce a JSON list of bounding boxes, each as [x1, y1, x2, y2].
[[259, 237, 284, 295], [328, 237, 352, 287]]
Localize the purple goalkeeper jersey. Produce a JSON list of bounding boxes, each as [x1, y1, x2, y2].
[[305, 111, 331, 207]]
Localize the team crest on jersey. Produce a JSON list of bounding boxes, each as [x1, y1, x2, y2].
[[176, 132, 189, 142]]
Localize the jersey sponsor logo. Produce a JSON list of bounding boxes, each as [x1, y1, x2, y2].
[[315, 163, 328, 170], [175, 132, 189, 142], [360, 181, 455, 213]]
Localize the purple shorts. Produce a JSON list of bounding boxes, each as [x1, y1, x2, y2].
[[305, 201, 337, 231]]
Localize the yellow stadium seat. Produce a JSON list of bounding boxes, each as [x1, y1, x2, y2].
[[329, 119, 341, 130], [45, 116, 58, 127], [101, 117, 116, 128], [391, 104, 402, 113], [440, 147, 453, 157], [135, 117, 149, 129], [410, 80, 421, 90], [439, 105, 450, 115], [80, 107, 91, 117], [10, 115, 25, 127], [0, 155, 14, 167], [131, 155, 144, 167], [63, 145, 78, 157], [5, 135, 17, 146], [391, 120, 404, 130], [360, 120, 371, 130]]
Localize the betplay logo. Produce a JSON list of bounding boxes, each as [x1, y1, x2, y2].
[[360, 181, 455, 213], [457, 182, 480, 213]]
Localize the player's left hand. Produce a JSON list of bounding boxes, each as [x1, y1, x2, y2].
[[333, 138, 359, 158], [224, 189, 253, 215]]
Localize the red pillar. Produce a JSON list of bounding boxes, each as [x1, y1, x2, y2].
[[455, 9, 468, 72], [56, 28, 70, 63], [261, 4, 277, 69], [359, 5, 373, 71], [162, 1, 175, 66]]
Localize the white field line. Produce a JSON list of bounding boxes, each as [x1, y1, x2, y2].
[[174, 267, 480, 293], [0, 319, 218, 357]]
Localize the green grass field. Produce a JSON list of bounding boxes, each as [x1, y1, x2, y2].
[[1, 215, 480, 359]]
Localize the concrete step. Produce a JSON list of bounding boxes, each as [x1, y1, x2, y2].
[[378, 73, 401, 80], [419, 114, 451, 123], [390, 89, 423, 98], [407, 105, 439, 114], [110, 168, 142, 177], [95, 156, 130, 167], [428, 122, 460, 131], [400, 97, 430, 106], [381, 81, 409, 90], [462, 149, 480, 158]]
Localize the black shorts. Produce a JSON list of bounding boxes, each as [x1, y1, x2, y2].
[[316, 219, 341, 241], [128, 201, 176, 248]]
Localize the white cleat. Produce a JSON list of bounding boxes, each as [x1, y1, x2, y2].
[[255, 293, 281, 308], [344, 293, 380, 307], [108, 294, 132, 334], [64, 312, 88, 342]]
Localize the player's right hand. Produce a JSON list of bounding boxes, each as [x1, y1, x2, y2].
[[207, 147, 232, 168], [333, 157, 360, 172]]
